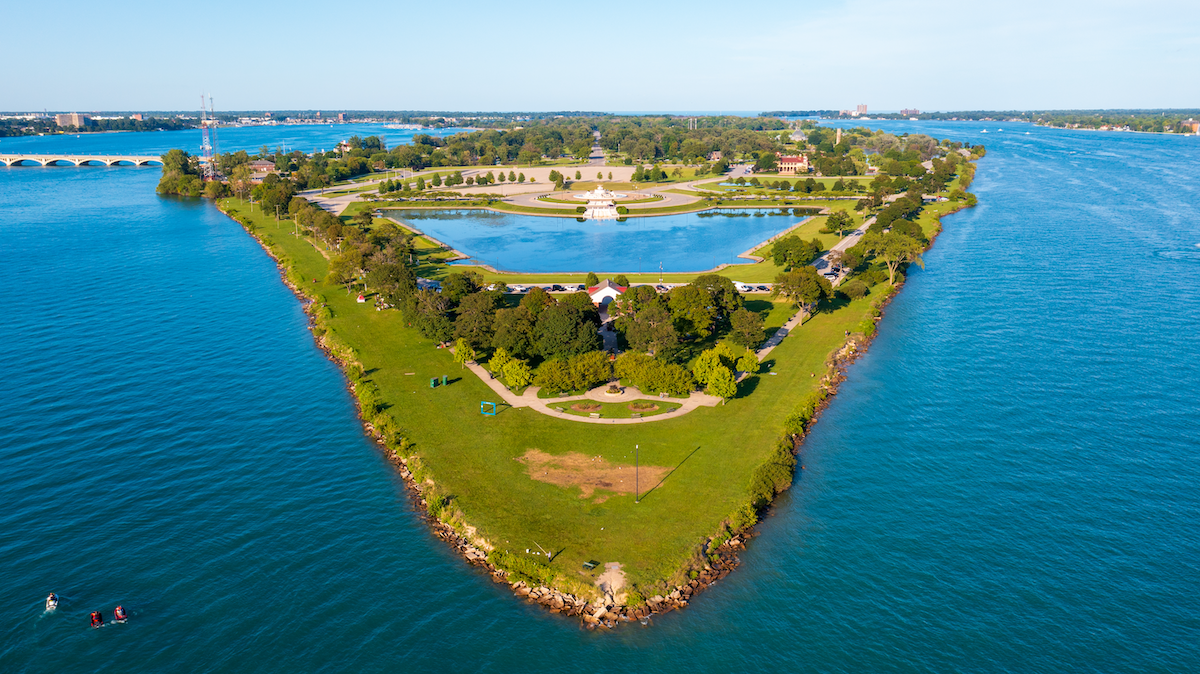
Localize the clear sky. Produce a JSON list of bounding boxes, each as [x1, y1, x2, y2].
[[4, 0, 1197, 112]]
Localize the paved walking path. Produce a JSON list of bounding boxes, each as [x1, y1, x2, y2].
[[461, 359, 721, 424]]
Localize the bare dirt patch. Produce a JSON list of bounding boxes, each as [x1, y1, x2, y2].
[[571, 402, 601, 412], [628, 402, 659, 412], [597, 562, 626, 598], [518, 449, 672, 500]]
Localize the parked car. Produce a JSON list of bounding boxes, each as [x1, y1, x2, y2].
[[655, 285, 669, 293], [575, 284, 586, 291], [550, 284, 565, 292], [756, 285, 769, 292]]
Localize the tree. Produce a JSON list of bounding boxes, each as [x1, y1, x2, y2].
[[585, 272, 599, 287], [366, 262, 416, 306], [508, 170, 516, 181], [489, 347, 513, 377], [454, 291, 501, 348], [491, 306, 535, 359], [431, 173, 442, 187], [502, 359, 533, 390], [690, 274, 743, 318], [736, 350, 759, 375], [570, 351, 612, 390], [772, 266, 832, 318], [708, 365, 736, 403], [624, 303, 678, 356], [597, 171, 603, 179], [534, 304, 602, 359], [692, 347, 732, 386], [614, 274, 630, 287], [453, 338, 476, 369], [534, 358, 573, 392], [416, 176, 425, 190], [668, 285, 717, 337], [821, 210, 854, 238], [729, 307, 765, 348], [863, 231, 925, 284], [519, 286, 555, 319], [607, 172, 612, 180], [518, 172, 526, 183], [441, 271, 481, 304], [575, 170, 582, 180]]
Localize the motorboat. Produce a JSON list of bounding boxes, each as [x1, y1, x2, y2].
[[45, 594, 58, 611], [90, 611, 104, 629], [113, 606, 128, 623]]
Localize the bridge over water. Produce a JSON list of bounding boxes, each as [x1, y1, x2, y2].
[[0, 154, 163, 167]]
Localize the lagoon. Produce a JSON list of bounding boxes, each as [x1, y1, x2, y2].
[[389, 208, 813, 273]]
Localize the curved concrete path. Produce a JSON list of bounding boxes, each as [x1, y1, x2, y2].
[[462, 359, 721, 425]]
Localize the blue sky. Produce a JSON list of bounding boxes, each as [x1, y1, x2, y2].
[[4, 0, 1197, 112]]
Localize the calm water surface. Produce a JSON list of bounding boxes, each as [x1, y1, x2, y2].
[[392, 208, 812, 273], [1, 123, 1198, 672]]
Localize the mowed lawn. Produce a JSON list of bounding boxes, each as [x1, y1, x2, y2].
[[223, 199, 876, 593]]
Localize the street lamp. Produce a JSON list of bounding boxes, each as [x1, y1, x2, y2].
[[635, 444, 639, 504]]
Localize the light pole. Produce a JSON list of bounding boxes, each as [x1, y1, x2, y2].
[[635, 444, 639, 504]]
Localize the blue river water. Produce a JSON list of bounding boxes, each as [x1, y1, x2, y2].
[[393, 208, 813, 273], [2, 123, 1198, 672]]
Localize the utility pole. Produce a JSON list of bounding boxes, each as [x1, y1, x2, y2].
[[635, 444, 639, 504]]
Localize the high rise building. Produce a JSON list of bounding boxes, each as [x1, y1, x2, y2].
[[54, 113, 89, 127]]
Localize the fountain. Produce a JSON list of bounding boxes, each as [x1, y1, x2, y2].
[[575, 186, 626, 220]]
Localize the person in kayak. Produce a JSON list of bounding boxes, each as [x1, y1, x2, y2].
[[90, 611, 104, 628], [113, 606, 127, 622]]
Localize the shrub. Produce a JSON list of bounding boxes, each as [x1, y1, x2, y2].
[[616, 206, 629, 215], [575, 206, 586, 214], [730, 502, 758, 531], [487, 550, 556, 586], [838, 279, 870, 300]]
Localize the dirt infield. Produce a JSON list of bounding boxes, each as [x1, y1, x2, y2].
[[519, 449, 672, 501]]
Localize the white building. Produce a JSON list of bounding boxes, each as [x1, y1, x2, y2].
[[587, 279, 626, 306]]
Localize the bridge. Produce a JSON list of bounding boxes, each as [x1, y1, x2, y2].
[[0, 154, 164, 167]]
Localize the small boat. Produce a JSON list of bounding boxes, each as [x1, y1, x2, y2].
[[90, 611, 104, 629], [45, 593, 58, 611], [113, 606, 128, 623]]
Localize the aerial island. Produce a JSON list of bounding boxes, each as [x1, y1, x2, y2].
[[157, 115, 983, 627]]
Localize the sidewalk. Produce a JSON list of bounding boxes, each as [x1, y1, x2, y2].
[[462, 360, 720, 424]]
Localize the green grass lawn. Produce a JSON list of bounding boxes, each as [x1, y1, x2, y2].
[[554, 400, 683, 419], [219, 197, 882, 597]]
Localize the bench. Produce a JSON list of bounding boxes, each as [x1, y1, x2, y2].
[[553, 406, 565, 413], [589, 413, 601, 418], [631, 413, 642, 419]]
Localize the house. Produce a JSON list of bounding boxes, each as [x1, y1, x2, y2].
[[587, 279, 626, 306], [776, 155, 810, 175], [248, 160, 276, 173], [920, 160, 934, 172], [708, 151, 723, 162]]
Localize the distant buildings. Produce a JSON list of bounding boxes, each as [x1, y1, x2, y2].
[[54, 113, 89, 127], [837, 105, 868, 118], [901, 108, 920, 116]]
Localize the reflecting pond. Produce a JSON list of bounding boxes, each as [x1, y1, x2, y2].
[[386, 208, 816, 273]]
